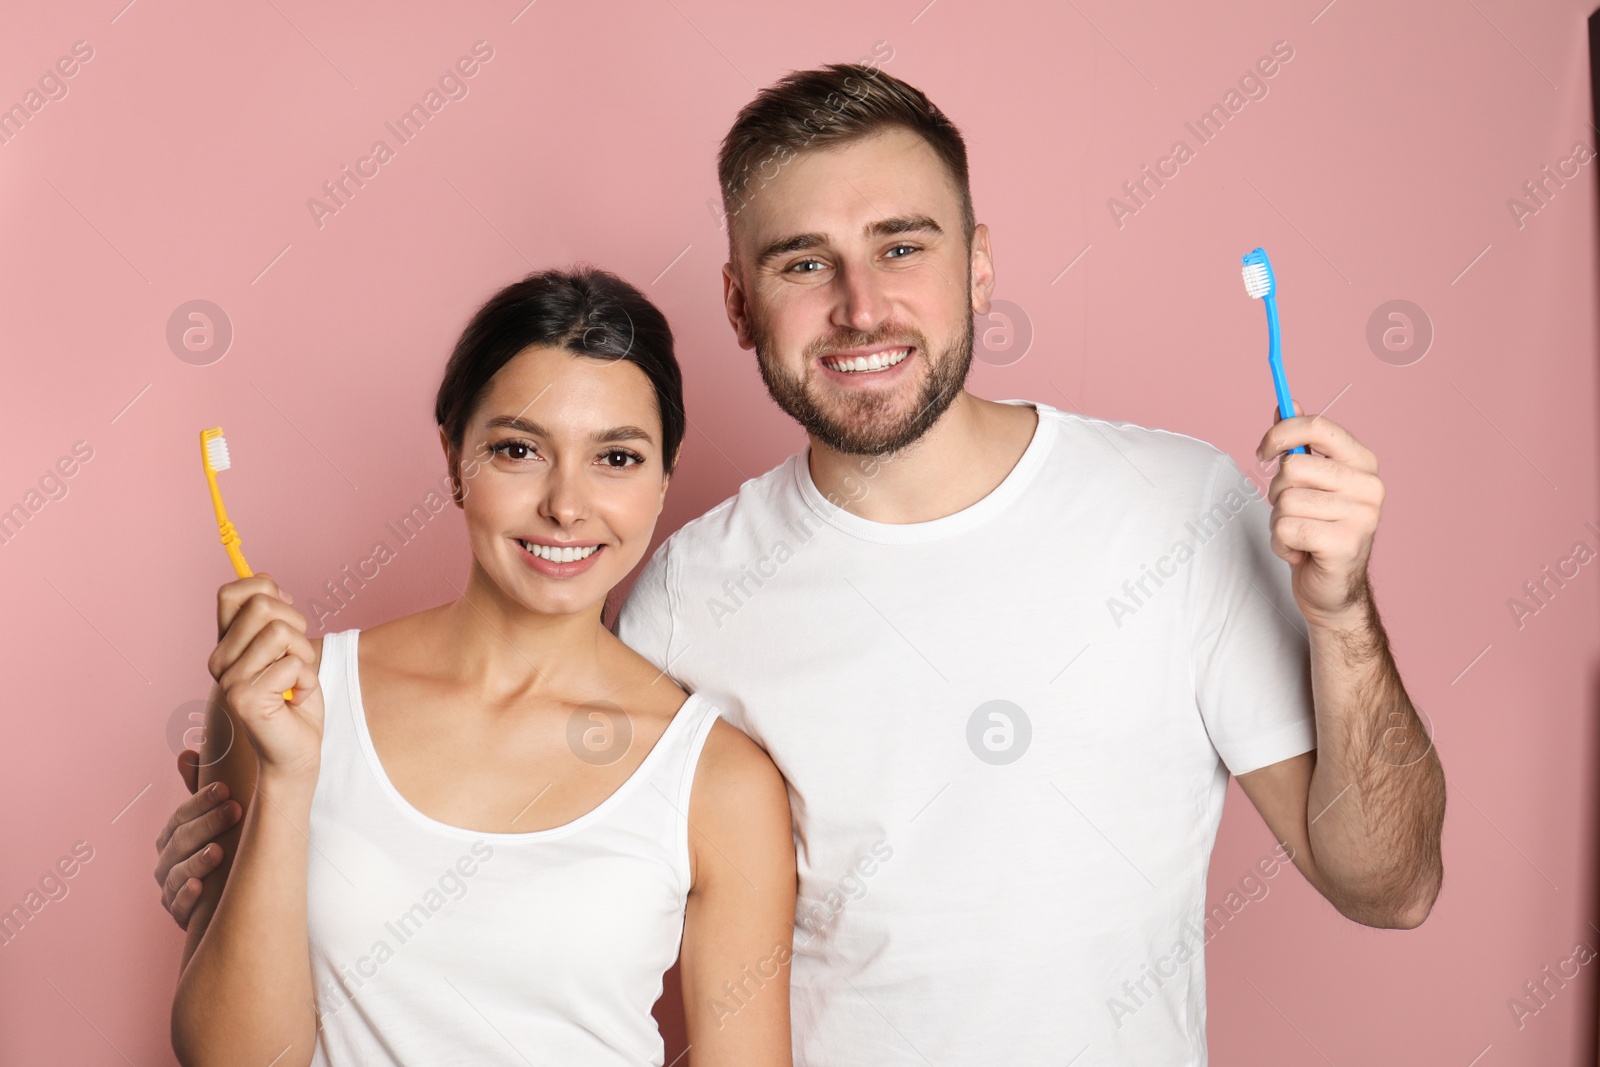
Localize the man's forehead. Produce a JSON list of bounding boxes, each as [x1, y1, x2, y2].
[[740, 156, 956, 249]]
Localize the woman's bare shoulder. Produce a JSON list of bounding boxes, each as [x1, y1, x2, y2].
[[593, 632, 691, 719], [692, 718, 788, 822], [685, 717, 792, 894], [345, 604, 451, 669]]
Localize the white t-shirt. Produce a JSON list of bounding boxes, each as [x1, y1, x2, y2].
[[614, 399, 1316, 1066]]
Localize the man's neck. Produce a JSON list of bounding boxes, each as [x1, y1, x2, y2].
[[806, 391, 1040, 525]]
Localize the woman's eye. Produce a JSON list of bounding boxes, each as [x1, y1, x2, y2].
[[491, 440, 538, 462], [600, 449, 644, 469]]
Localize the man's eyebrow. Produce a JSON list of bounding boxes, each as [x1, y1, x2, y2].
[[484, 415, 655, 445], [754, 214, 944, 268]]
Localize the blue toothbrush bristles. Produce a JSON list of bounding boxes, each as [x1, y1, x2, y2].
[[1241, 260, 1273, 299]]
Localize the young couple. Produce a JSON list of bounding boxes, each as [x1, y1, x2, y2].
[[161, 63, 1444, 1066]]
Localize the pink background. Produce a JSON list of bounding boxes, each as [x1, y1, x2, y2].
[[2, 0, 1596, 1063]]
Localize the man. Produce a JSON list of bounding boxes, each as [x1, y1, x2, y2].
[[156, 63, 1443, 1064]]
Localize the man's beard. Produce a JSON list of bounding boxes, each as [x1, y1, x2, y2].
[[752, 311, 975, 457]]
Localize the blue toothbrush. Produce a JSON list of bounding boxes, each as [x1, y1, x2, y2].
[[1240, 247, 1306, 455]]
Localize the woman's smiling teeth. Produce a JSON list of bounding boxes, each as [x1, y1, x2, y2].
[[823, 346, 912, 373], [518, 539, 599, 563]]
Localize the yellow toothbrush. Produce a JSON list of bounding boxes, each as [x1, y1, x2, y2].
[[201, 427, 294, 702]]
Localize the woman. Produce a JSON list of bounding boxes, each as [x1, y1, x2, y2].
[[170, 268, 796, 1066]]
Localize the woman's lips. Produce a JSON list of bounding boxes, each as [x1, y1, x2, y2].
[[514, 538, 605, 578]]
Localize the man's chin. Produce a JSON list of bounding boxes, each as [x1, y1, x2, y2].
[[807, 405, 927, 455], [756, 341, 968, 456]]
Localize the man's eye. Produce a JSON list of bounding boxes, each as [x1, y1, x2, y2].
[[886, 244, 918, 259], [787, 259, 826, 274]]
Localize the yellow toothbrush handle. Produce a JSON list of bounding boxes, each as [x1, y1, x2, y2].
[[208, 462, 295, 703]]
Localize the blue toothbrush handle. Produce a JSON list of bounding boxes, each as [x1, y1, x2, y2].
[[1264, 295, 1306, 455]]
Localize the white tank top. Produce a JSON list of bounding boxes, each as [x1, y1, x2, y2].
[[304, 628, 721, 1066]]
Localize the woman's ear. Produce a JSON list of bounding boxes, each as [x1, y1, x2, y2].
[[438, 426, 463, 507], [659, 443, 683, 505]]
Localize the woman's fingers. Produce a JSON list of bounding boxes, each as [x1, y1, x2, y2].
[[218, 622, 323, 774], [213, 575, 305, 658], [216, 618, 315, 696], [210, 589, 308, 682], [216, 574, 283, 639]]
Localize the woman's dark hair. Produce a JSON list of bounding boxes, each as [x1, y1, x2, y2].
[[434, 266, 685, 503]]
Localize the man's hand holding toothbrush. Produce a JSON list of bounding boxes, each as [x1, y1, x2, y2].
[[1255, 400, 1386, 633], [1236, 403, 1443, 931]]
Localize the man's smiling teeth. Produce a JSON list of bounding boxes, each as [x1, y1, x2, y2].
[[824, 347, 912, 373], [518, 540, 599, 563]]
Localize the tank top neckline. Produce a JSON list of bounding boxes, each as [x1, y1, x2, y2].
[[338, 627, 711, 843]]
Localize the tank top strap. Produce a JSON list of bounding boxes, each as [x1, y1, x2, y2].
[[644, 692, 723, 892], [313, 628, 361, 768], [656, 692, 723, 814]]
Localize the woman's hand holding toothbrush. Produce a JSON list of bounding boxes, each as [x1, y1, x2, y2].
[[207, 573, 325, 788]]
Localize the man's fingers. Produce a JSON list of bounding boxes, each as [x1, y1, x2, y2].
[[1257, 410, 1375, 472], [155, 782, 230, 855], [178, 749, 199, 795], [169, 877, 204, 931], [163, 842, 223, 907], [155, 794, 240, 902], [171, 798, 242, 863]]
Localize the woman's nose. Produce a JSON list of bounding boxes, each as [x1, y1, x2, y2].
[[538, 461, 588, 527]]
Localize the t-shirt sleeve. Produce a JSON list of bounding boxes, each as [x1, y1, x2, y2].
[[1189, 451, 1317, 776], [613, 535, 676, 674]]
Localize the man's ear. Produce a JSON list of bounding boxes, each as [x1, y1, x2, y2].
[[722, 261, 756, 351], [968, 222, 996, 316]]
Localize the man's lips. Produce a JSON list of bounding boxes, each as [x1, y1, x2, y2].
[[818, 345, 916, 375]]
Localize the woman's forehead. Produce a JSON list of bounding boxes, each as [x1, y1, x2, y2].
[[477, 347, 659, 429]]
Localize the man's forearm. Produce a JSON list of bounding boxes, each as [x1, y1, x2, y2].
[[172, 772, 319, 1067], [1303, 593, 1445, 928]]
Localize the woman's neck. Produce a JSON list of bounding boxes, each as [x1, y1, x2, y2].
[[425, 568, 616, 705]]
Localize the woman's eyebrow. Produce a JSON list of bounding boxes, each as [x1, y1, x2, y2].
[[485, 415, 654, 444]]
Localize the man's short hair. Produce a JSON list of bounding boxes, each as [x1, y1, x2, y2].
[[716, 63, 975, 253]]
